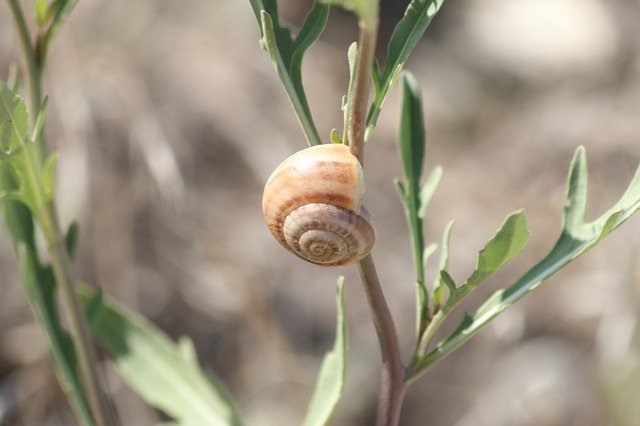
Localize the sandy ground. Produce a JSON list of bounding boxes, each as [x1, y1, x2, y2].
[[1, 0, 639, 425]]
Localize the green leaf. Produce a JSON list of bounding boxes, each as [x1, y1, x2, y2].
[[30, 97, 49, 145], [0, 81, 29, 154], [397, 72, 435, 338], [394, 178, 406, 199], [1, 81, 93, 424], [65, 220, 79, 259], [0, 81, 50, 214], [42, 153, 58, 201], [366, 0, 446, 141], [418, 166, 442, 218], [398, 72, 425, 188], [250, 0, 328, 146], [27, 258, 95, 426], [371, 58, 382, 95], [302, 277, 348, 426], [439, 270, 457, 296], [432, 220, 454, 310], [342, 42, 358, 145], [78, 286, 242, 426], [422, 243, 437, 270], [36, 0, 48, 27], [423, 147, 640, 369], [330, 128, 342, 144], [45, 0, 80, 38], [461, 210, 530, 290]]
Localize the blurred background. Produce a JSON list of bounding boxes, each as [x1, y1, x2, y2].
[[1, 0, 639, 424]]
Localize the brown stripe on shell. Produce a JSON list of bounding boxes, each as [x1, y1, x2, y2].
[[262, 144, 365, 249], [282, 203, 375, 266]]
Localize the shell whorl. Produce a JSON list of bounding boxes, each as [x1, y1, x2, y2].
[[262, 144, 375, 266]]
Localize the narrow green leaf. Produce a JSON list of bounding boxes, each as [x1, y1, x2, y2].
[[394, 178, 406, 199], [302, 277, 348, 426], [422, 243, 437, 270], [563, 146, 588, 233], [422, 148, 640, 370], [432, 220, 454, 309], [36, 0, 48, 27], [366, 0, 446, 141], [16, 245, 95, 425], [65, 220, 79, 259], [439, 270, 457, 296], [30, 97, 49, 145], [397, 72, 432, 336], [342, 42, 358, 145], [42, 153, 58, 201], [461, 210, 530, 291], [418, 166, 442, 218], [7, 64, 20, 92], [78, 287, 242, 426], [250, 1, 328, 146], [292, 3, 331, 61], [398, 72, 425, 187], [45, 0, 80, 38], [84, 287, 104, 329], [177, 336, 198, 364], [330, 129, 342, 144], [1, 90, 93, 422], [371, 58, 382, 94]]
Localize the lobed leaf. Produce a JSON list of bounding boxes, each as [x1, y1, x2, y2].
[[0, 81, 52, 215], [422, 147, 640, 369], [302, 277, 348, 426], [250, 0, 328, 146], [366, 0, 446, 141], [0, 81, 28, 154], [461, 210, 530, 291], [78, 287, 242, 426]]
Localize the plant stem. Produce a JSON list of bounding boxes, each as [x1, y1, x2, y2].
[[357, 255, 407, 426], [347, 4, 406, 424], [45, 209, 113, 426], [347, 15, 378, 164], [6, 2, 116, 424]]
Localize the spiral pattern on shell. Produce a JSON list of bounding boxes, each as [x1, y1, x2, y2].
[[262, 144, 375, 266]]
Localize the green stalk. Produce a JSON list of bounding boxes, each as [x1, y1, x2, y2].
[[347, 2, 407, 424], [5, 1, 116, 424]]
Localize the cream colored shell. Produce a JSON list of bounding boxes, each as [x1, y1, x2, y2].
[[262, 144, 375, 266]]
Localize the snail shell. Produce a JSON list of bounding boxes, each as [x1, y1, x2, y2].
[[262, 144, 375, 266]]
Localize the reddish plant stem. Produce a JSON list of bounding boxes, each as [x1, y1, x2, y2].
[[347, 5, 406, 424], [348, 24, 377, 165], [357, 255, 407, 426]]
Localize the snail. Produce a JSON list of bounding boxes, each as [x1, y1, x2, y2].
[[262, 143, 375, 266]]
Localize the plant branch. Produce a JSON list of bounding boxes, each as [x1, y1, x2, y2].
[[45, 211, 114, 426], [6, 2, 116, 424], [347, 11, 378, 164], [347, 3, 406, 424], [6, 0, 43, 130], [357, 255, 406, 426]]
